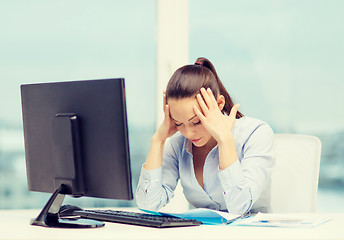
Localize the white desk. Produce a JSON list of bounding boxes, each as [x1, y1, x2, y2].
[[1, 209, 343, 240]]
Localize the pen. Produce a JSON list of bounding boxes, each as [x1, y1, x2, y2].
[[225, 213, 252, 225], [257, 219, 303, 223]]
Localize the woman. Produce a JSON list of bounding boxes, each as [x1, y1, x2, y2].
[[136, 57, 275, 214]]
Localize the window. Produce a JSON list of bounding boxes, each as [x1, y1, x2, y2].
[[0, 0, 156, 209], [2, 0, 343, 213], [189, 0, 344, 212]]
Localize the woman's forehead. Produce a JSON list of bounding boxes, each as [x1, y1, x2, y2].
[[168, 97, 199, 122]]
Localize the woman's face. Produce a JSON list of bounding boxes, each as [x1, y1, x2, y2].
[[168, 97, 213, 148]]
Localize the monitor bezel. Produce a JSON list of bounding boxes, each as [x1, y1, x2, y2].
[[21, 78, 133, 201]]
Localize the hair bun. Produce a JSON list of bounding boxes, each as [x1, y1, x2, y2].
[[195, 60, 203, 66]]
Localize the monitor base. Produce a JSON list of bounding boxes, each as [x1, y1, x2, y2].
[[31, 216, 105, 228], [31, 184, 104, 228]]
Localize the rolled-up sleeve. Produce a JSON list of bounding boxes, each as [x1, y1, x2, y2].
[[136, 137, 180, 211], [136, 166, 166, 211], [218, 123, 275, 214]]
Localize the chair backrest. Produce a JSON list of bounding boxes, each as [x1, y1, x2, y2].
[[271, 134, 321, 213]]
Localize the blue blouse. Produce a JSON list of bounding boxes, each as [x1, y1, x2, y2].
[[136, 116, 275, 214]]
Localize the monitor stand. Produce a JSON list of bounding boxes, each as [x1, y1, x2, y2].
[[30, 184, 104, 228]]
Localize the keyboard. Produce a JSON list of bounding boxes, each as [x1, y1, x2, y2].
[[73, 209, 202, 228]]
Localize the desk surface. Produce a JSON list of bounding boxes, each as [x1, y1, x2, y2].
[[1, 209, 343, 240]]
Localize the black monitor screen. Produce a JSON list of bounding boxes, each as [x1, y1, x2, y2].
[[21, 78, 133, 202]]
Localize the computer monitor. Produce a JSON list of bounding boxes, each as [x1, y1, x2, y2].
[[21, 78, 133, 228]]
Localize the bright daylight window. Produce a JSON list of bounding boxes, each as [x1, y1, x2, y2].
[[1, 0, 343, 212], [189, 0, 344, 212], [0, 1, 156, 209]]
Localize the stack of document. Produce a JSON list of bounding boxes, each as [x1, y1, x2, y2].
[[234, 212, 331, 228], [140, 208, 242, 225], [140, 208, 331, 228]]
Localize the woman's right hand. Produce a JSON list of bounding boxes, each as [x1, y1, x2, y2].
[[144, 92, 175, 170], [154, 91, 178, 142]]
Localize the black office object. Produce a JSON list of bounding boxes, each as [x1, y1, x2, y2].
[[21, 78, 132, 228], [73, 209, 203, 228], [58, 204, 84, 218]]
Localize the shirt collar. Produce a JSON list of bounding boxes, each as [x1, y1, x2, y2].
[[182, 137, 193, 155], [181, 136, 220, 156]]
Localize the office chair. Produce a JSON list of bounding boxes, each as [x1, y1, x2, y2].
[[270, 134, 321, 213]]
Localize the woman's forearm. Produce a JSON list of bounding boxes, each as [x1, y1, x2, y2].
[[217, 134, 238, 170], [143, 134, 166, 170]]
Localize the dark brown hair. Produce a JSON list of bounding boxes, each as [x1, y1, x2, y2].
[[166, 57, 243, 118]]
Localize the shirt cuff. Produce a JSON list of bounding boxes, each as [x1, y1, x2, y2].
[[218, 160, 246, 191], [140, 164, 162, 182]]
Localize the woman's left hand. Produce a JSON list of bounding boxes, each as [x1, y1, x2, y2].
[[193, 88, 239, 144]]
